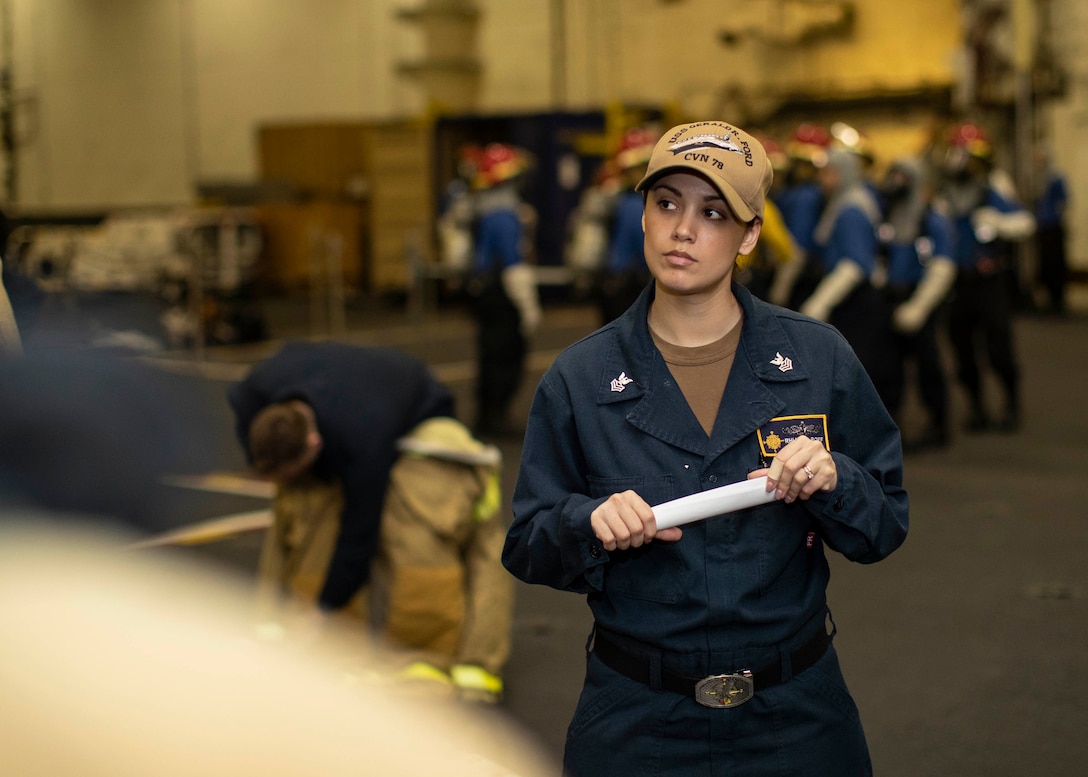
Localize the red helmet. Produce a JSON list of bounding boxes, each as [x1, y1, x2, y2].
[[787, 123, 832, 165], [946, 121, 993, 160], [754, 133, 789, 172], [614, 127, 656, 173], [472, 143, 529, 189]]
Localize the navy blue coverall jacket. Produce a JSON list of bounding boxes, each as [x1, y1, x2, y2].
[[503, 284, 908, 776], [229, 342, 454, 610]]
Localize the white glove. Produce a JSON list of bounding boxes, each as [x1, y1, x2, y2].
[[437, 197, 475, 271], [971, 206, 1035, 244], [501, 263, 542, 336], [893, 257, 956, 334], [566, 220, 609, 272], [437, 225, 473, 271], [989, 168, 1019, 201], [800, 260, 864, 322]]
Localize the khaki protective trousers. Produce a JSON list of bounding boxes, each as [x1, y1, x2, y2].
[[256, 420, 513, 678]]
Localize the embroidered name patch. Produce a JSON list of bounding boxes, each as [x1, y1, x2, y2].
[[757, 415, 830, 457]]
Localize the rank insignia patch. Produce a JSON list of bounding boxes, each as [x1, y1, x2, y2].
[[757, 415, 830, 457]]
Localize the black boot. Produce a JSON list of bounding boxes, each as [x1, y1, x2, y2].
[[904, 423, 951, 453], [993, 387, 1022, 433], [920, 424, 950, 449], [993, 404, 1021, 434], [965, 403, 990, 433]]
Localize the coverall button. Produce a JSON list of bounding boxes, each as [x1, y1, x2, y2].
[[833, 496, 845, 512], [708, 475, 718, 484], [589, 544, 602, 559]]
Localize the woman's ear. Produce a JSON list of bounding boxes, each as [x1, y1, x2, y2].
[[738, 218, 763, 256]]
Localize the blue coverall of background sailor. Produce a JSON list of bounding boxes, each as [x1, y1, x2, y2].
[[883, 206, 955, 443], [503, 284, 908, 776], [807, 167, 897, 414], [773, 179, 824, 309], [597, 189, 651, 325], [607, 189, 648, 275], [474, 208, 522, 273], [1033, 165, 1069, 315], [884, 212, 953, 290], [945, 184, 1030, 430], [775, 180, 823, 259], [471, 203, 529, 436]]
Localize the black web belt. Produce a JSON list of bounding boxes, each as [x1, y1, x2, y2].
[[592, 626, 831, 708]]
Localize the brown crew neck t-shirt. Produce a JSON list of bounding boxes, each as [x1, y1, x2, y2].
[[651, 315, 744, 437]]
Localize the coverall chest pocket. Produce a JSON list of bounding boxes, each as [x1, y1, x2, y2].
[[586, 474, 685, 605]]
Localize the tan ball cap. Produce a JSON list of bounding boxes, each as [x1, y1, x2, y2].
[[636, 121, 774, 222]]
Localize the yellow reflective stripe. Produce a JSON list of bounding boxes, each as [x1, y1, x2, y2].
[[472, 470, 502, 523], [398, 661, 452, 685], [450, 664, 504, 694]]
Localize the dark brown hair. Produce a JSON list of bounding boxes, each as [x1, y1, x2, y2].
[[248, 403, 309, 475]]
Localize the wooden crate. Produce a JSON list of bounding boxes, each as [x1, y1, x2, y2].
[[362, 120, 434, 293], [251, 201, 366, 293], [257, 123, 368, 198], [257, 119, 435, 294]]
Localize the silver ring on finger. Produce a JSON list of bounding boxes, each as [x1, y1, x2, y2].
[[802, 464, 815, 480]]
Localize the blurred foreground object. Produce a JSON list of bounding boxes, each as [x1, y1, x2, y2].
[[0, 258, 22, 355], [0, 349, 219, 534], [0, 520, 554, 777]]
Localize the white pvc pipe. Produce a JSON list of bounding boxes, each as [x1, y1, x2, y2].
[[652, 476, 777, 530]]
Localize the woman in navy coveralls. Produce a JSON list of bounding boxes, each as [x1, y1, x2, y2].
[[503, 121, 908, 776]]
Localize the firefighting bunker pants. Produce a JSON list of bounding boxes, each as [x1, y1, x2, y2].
[[256, 418, 513, 678]]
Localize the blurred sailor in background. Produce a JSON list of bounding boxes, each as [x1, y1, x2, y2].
[[879, 157, 957, 451], [1032, 142, 1070, 316], [802, 147, 898, 411], [736, 133, 806, 307], [595, 127, 657, 325], [937, 121, 1035, 433], [774, 123, 831, 309], [461, 143, 541, 437]]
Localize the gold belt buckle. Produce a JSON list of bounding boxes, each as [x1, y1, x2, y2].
[[695, 670, 754, 708]]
